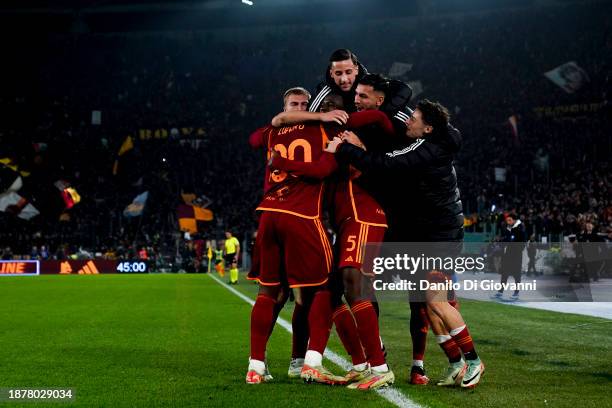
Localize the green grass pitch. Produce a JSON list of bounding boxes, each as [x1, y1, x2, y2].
[[0, 273, 610, 407]]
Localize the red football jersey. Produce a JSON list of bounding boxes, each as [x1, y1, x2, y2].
[[332, 179, 387, 227], [256, 123, 337, 218], [332, 110, 391, 228]]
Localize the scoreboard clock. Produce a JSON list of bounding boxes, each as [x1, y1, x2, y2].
[[115, 261, 148, 273]]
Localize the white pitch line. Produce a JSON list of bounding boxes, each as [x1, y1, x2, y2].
[[208, 273, 423, 408]]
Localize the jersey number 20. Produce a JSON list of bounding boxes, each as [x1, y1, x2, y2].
[[270, 138, 313, 183]]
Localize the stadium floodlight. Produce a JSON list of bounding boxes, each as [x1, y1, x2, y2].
[[241, 0, 253, 5]]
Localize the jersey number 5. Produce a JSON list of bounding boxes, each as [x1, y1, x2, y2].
[[346, 235, 357, 252]]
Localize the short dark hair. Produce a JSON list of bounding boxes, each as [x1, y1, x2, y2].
[[320, 94, 344, 112], [416, 99, 450, 131], [329, 48, 359, 65], [358, 73, 389, 95]]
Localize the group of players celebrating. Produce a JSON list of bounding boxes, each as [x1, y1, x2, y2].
[[245, 49, 484, 390]]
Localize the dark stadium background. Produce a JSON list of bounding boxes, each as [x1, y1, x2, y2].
[[0, 2, 610, 407], [0, 0, 610, 271]]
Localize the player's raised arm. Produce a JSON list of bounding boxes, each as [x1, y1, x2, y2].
[[335, 138, 449, 173], [332, 100, 461, 174], [347, 110, 394, 135], [271, 110, 348, 127]]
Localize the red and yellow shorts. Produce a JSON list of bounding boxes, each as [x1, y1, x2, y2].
[[337, 218, 386, 272], [247, 211, 333, 288]]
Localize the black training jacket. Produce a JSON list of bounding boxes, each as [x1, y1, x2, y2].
[[335, 124, 464, 240]]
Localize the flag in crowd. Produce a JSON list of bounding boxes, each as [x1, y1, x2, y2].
[[0, 191, 40, 220], [112, 135, 135, 176], [123, 191, 149, 217], [177, 203, 213, 234], [54, 180, 81, 209], [544, 61, 589, 94]]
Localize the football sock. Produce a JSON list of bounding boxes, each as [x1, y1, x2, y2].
[[333, 304, 366, 365], [306, 290, 333, 355], [372, 363, 389, 372], [248, 358, 266, 375], [250, 294, 276, 361], [267, 299, 284, 341], [304, 350, 322, 367], [351, 300, 385, 367], [292, 302, 309, 359], [450, 325, 479, 361], [410, 302, 429, 362], [230, 267, 238, 283], [436, 334, 462, 363]]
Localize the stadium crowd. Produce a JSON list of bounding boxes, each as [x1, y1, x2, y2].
[[1, 1, 610, 260]]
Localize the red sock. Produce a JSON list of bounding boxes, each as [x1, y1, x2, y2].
[[351, 300, 385, 367], [451, 326, 478, 360], [333, 304, 366, 365], [250, 294, 277, 361], [292, 302, 309, 359], [267, 301, 283, 341], [440, 338, 462, 363], [410, 302, 429, 361], [307, 290, 333, 354]]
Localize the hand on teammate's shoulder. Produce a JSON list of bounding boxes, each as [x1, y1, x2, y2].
[[320, 110, 349, 125]]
